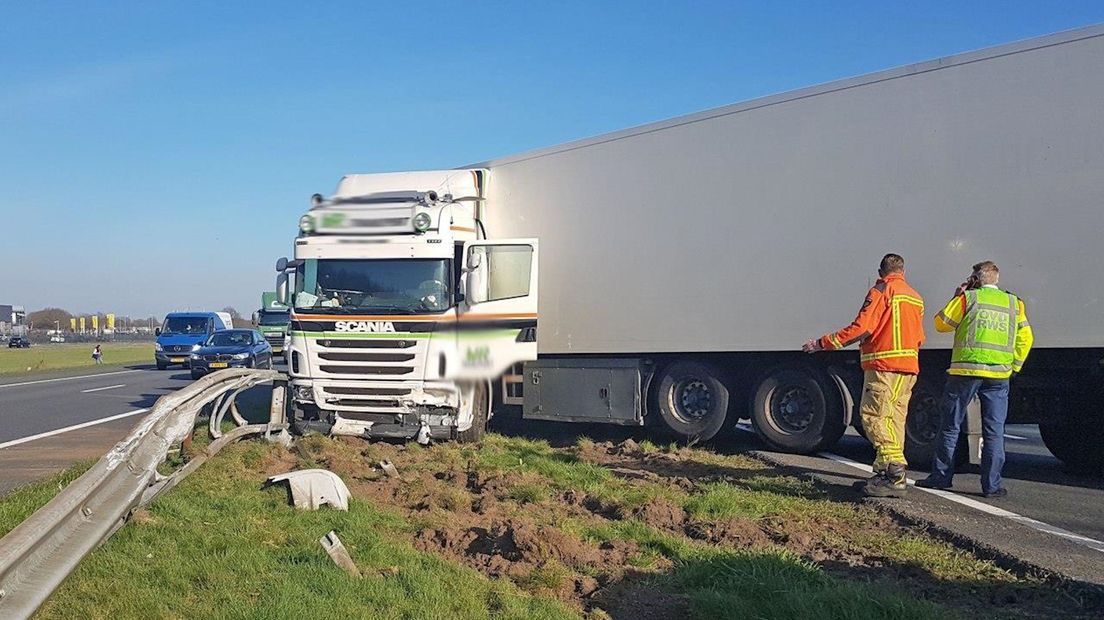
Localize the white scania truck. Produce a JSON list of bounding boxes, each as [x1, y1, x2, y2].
[[278, 25, 1104, 470]]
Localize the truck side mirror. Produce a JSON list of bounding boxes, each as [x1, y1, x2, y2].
[[276, 257, 288, 273], [276, 272, 289, 305]]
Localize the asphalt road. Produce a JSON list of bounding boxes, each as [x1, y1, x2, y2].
[[0, 365, 191, 445], [817, 424, 1104, 542]]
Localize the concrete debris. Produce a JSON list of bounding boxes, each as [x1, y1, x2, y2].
[[268, 469, 351, 511], [379, 460, 400, 479], [320, 531, 361, 577]]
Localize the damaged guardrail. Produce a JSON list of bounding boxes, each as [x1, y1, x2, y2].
[[0, 368, 286, 619]]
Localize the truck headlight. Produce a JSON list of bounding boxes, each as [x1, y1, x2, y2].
[[293, 385, 314, 400], [412, 212, 432, 232], [231, 353, 249, 360], [299, 215, 315, 233], [154, 343, 162, 352]]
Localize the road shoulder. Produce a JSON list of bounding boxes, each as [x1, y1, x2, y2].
[[751, 448, 1104, 593]]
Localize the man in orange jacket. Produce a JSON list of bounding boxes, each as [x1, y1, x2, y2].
[[803, 253, 925, 497]]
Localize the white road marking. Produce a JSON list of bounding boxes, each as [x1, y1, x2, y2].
[[0, 409, 149, 450], [1003, 433, 1027, 440], [0, 369, 142, 389], [80, 384, 126, 393], [819, 451, 1104, 554]]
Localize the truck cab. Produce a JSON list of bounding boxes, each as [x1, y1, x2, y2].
[[277, 170, 538, 442], [154, 312, 232, 370], [253, 291, 291, 360]]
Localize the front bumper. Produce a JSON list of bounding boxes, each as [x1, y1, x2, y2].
[[191, 359, 252, 374], [291, 379, 461, 440], [156, 351, 194, 365]]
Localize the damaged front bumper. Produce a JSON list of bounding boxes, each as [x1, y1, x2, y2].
[[291, 379, 462, 443]]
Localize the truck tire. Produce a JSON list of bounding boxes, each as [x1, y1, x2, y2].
[[1040, 415, 1104, 473], [903, 376, 944, 468], [652, 361, 731, 442], [750, 365, 845, 453], [457, 382, 489, 443]]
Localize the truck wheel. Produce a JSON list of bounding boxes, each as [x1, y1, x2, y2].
[[1040, 415, 1104, 473], [457, 382, 489, 443], [652, 361, 730, 442], [903, 376, 944, 468], [750, 366, 845, 453]]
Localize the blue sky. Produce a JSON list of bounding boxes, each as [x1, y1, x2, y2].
[[2, 1, 1103, 318]]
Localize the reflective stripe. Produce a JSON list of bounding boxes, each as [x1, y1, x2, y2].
[[829, 334, 843, 349], [890, 295, 924, 352], [951, 361, 1012, 371], [860, 349, 918, 361], [1018, 320, 1030, 328], [936, 310, 959, 328]]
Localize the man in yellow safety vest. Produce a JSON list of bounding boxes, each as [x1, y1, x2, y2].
[[916, 261, 1033, 498]]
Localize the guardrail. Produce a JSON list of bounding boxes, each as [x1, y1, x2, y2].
[[0, 368, 286, 619]]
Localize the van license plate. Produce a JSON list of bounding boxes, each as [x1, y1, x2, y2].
[[170, 357, 186, 363]]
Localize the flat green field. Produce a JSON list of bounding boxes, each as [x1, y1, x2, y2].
[[0, 342, 153, 375]]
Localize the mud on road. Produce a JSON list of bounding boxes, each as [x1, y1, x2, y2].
[[281, 434, 1101, 619]]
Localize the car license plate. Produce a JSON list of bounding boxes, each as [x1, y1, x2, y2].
[[272, 347, 283, 353], [169, 357, 187, 363], [210, 362, 229, 368]]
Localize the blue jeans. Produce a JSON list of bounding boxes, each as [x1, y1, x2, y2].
[[930, 375, 1010, 494]]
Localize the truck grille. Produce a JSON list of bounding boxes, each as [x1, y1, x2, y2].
[[167, 345, 192, 353], [264, 333, 284, 346], [310, 335, 424, 380]]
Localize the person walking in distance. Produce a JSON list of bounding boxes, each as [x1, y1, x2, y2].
[[92, 344, 103, 365], [916, 261, 1033, 498], [803, 254, 925, 497]]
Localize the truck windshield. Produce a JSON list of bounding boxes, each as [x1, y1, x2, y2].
[[162, 317, 209, 334], [258, 311, 290, 326], [294, 259, 450, 313]]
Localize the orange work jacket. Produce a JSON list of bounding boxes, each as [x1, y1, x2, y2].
[[819, 273, 925, 374]]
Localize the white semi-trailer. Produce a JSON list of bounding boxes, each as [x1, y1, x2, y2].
[[280, 25, 1104, 469]]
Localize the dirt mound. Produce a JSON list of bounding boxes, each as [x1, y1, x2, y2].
[[416, 518, 636, 594], [629, 498, 686, 531], [685, 517, 771, 547]]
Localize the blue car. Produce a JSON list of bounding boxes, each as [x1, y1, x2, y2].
[[155, 312, 233, 370], [189, 329, 274, 379]]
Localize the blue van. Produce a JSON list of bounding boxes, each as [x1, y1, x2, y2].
[[154, 312, 233, 370]]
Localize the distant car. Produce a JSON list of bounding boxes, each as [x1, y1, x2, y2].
[[189, 329, 273, 379], [49, 335, 66, 343], [8, 337, 31, 348]]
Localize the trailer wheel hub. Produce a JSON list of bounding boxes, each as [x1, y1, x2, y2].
[[772, 386, 815, 433], [675, 379, 713, 420]]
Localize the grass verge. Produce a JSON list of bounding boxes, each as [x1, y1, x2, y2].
[[0, 343, 152, 375], [1, 432, 1098, 619]]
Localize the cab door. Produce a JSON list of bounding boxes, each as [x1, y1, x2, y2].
[[451, 239, 538, 380]]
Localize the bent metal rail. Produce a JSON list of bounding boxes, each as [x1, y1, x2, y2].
[[0, 368, 287, 619]]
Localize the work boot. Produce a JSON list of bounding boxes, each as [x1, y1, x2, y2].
[[862, 463, 908, 498], [915, 476, 952, 490]]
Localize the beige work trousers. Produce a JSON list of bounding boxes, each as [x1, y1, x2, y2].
[[860, 370, 917, 471]]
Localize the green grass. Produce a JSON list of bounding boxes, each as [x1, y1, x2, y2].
[[0, 342, 153, 375], [2, 432, 1088, 619], [15, 441, 574, 620]]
